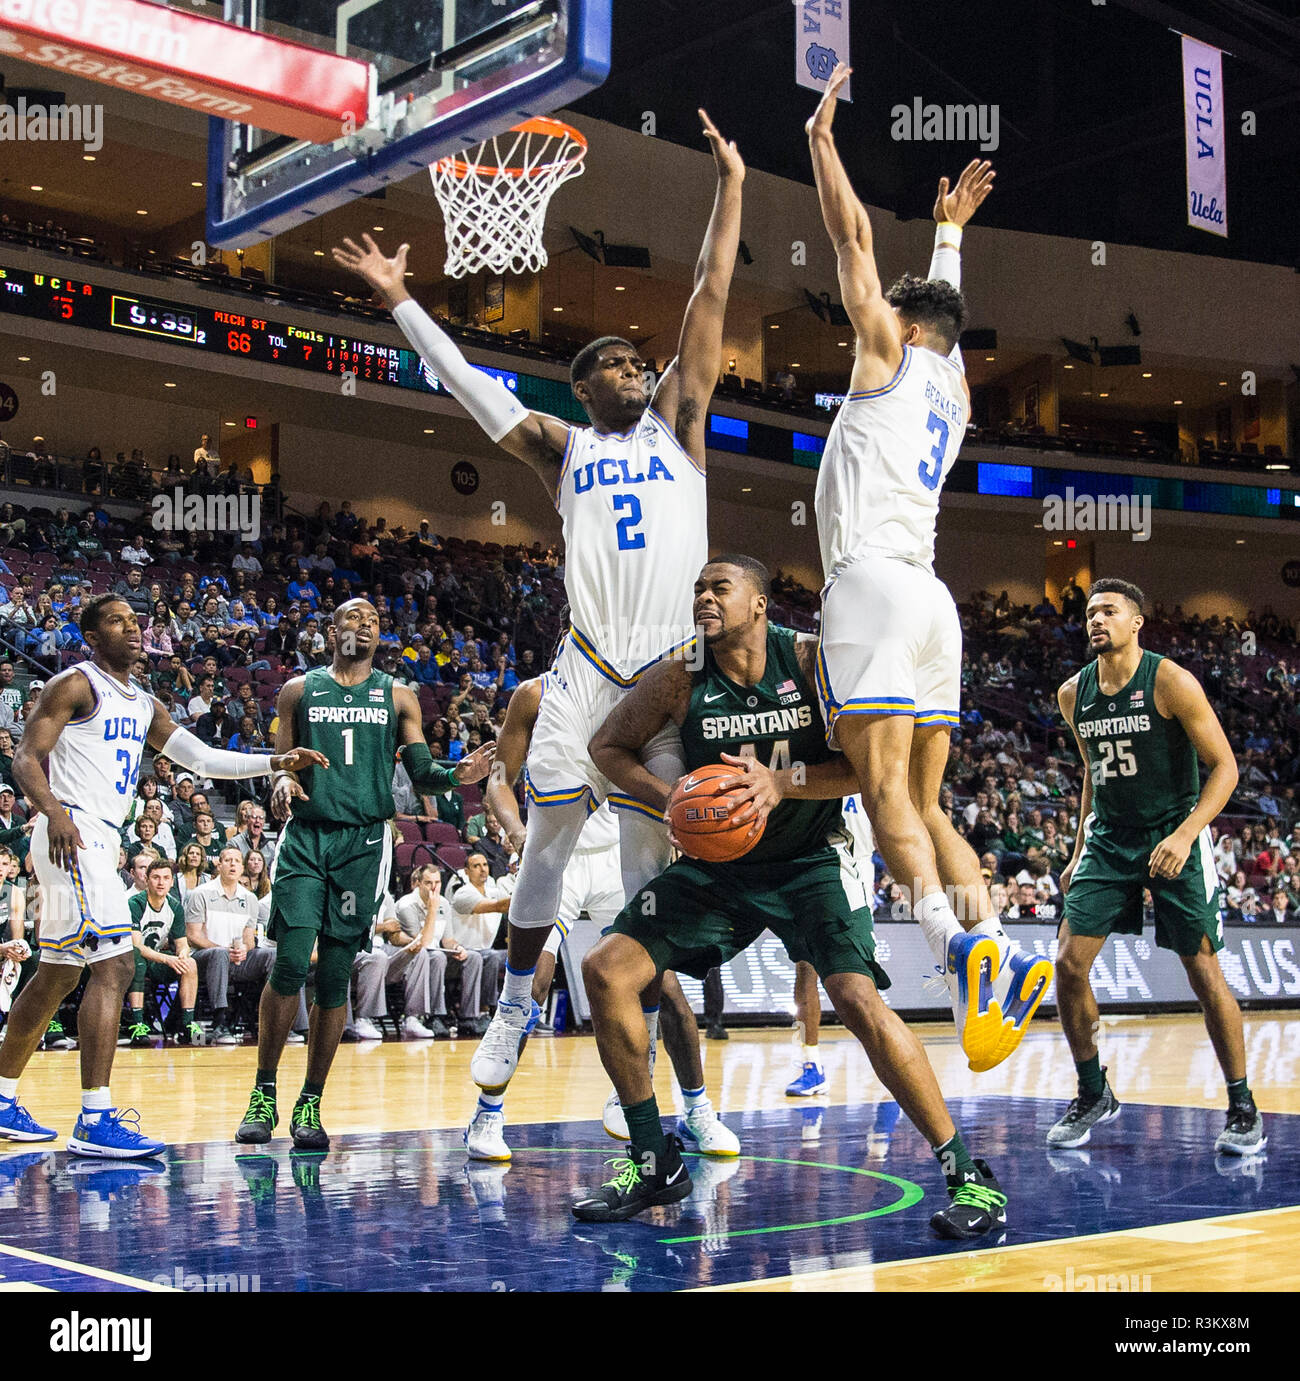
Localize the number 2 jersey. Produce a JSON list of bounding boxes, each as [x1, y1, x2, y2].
[[1072, 651, 1200, 829], [815, 344, 968, 577], [679, 624, 843, 865], [555, 405, 707, 683], [291, 666, 399, 827]]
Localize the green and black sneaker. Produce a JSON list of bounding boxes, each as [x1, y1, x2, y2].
[[290, 1094, 330, 1152], [128, 1021, 153, 1049], [44, 1019, 74, 1051], [931, 1157, 1008, 1240], [235, 1087, 279, 1145], [176, 1021, 206, 1047], [572, 1135, 693, 1223]]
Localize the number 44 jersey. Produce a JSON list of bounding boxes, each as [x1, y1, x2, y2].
[[554, 406, 707, 683], [816, 344, 968, 578]]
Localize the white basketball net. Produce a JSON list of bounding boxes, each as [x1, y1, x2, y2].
[[430, 119, 588, 278]]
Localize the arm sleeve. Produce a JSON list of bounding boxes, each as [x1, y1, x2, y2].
[[399, 741, 457, 794], [391, 299, 529, 443], [928, 223, 967, 373], [161, 725, 274, 780]]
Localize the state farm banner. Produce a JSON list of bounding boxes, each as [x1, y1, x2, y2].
[[795, 0, 850, 99], [1182, 35, 1228, 238]]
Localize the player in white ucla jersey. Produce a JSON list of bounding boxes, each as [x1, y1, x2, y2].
[[0, 594, 324, 1159], [807, 65, 1052, 1080], [464, 674, 737, 1162], [334, 108, 745, 1094], [785, 795, 876, 1097]]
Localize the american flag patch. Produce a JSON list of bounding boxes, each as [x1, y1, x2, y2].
[[369, 688, 385, 701], [1130, 690, 1144, 704], [777, 679, 797, 694]]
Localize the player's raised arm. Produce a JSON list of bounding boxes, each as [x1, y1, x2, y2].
[[588, 658, 692, 815], [331, 235, 572, 490], [652, 110, 745, 465], [805, 64, 898, 370], [929, 159, 993, 373], [1147, 660, 1239, 880], [484, 677, 543, 854], [393, 683, 496, 797], [11, 670, 95, 868]]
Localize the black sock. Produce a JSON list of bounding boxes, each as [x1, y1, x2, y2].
[[179, 1007, 194, 1027], [1077, 1054, 1105, 1099], [255, 1069, 277, 1093], [934, 1130, 978, 1183], [623, 1095, 668, 1163], [300, 1080, 325, 1100]]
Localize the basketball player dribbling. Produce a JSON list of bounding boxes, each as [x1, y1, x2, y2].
[[333, 109, 745, 1102], [806, 64, 1052, 1071], [463, 670, 737, 1161], [0, 594, 325, 1158], [575, 557, 1006, 1236]]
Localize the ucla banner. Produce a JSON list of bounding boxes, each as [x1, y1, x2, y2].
[[795, 1, 851, 99], [1182, 35, 1228, 238]]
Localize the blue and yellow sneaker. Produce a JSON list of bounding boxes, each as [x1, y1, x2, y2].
[[0, 1093, 57, 1142], [67, 1108, 166, 1159], [785, 1062, 827, 1096], [978, 948, 1054, 1073]]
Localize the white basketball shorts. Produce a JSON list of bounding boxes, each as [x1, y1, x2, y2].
[[33, 808, 134, 968]]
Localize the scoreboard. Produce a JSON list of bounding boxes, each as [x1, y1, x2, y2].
[[0, 263, 520, 398]]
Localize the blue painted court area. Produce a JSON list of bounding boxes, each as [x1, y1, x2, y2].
[[0, 1100, 1294, 1292]]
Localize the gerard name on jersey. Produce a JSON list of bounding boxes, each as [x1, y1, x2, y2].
[[701, 705, 814, 740]]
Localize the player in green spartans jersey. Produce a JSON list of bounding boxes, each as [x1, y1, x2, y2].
[[235, 598, 494, 1152], [575, 556, 1006, 1237], [1050, 578, 1264, 1156], [126, 858, 202, 1048]]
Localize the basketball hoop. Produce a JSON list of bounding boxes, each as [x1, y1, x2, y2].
[[431, 117, 588, 279]]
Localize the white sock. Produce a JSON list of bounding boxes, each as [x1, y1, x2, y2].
[[915, 891, 966, 968], [969, 917, 1012, 965], [477, 1091, 504, 1115], [501, 963, 534, 1007], [681, 1084, 709, 1111], [81, 1087, 112, 1123], [643, 1005, 659, 1078], [0, 1076, 18, 1101], [803, 1045, 820, 1067]]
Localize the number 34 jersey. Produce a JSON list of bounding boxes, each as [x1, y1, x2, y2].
[[554, 406, 707, 685], [52, 662, 154, 828], [816, 344, 968, 577]]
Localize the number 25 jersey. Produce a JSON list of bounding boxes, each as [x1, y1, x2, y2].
[[816, 344, 968, 578], [554, 406, 707, 685]]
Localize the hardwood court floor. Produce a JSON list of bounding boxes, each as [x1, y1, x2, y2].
[[2, 1012, 1297, 1292]]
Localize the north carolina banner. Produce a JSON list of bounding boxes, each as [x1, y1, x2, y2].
[[795, 0, 851, 100], [1182, 35, 1228, 238]]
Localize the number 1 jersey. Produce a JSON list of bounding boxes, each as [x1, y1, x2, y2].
[[816, 344, 968, 578], [554, 406, 707, 684]]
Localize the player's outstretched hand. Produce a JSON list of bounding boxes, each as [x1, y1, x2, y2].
[[271, 747, 330, 775], [716, 751, 781, 841], [805, 62, 852, 139], [934, 159, 995, 227], [453, 741, 497, 785], [270, 775, 310, 823], [330, 234, 411, 308], [46, 810, 84, 870], [699, 109, 744, 182]]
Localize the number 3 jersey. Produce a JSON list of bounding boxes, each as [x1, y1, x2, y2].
[[1071, 650, 1200, 829], [816, 344, 968, 578], [554, 406, 707, 683], [54, 662, 153, 828]]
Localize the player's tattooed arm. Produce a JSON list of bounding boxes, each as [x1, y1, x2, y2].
[[1147, 659, 1238, 880], [11, 669, 93, 868], [654, 109, 745, 467], [485, 677, 543, 852], [805, 64, 900, 387], [1056, 674, 1090, 892], [589, 658, 692, 814]]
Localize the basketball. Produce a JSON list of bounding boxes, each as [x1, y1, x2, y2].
[[667, 764, 764, 863]]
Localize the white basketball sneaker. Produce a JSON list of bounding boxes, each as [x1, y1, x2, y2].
[[602, 1091, 629, 1141], [470, 998, 531, 1090], [677, 1100, 740, 1157], [464, 1109, 512, 1162]]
